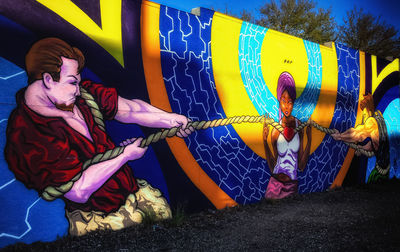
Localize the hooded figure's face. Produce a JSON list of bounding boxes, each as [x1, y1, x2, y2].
[[279, 90, 293, 118]]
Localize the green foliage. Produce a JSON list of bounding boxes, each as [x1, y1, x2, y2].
[[367, 168, 389, 184], [168, 203, 186, 227], [338, 7, 400, 59], [141, 204, 187, 227], [219, 1, 399, 57], [141, 209, 158, 226], [240, 9, 255, 23], [256, 0, 336, 44]]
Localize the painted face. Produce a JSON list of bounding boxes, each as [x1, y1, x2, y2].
[[46, 57, 81, 111], [279, 90, 293, 118]]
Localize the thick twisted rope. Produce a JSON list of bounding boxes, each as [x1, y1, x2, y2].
[[42, 146, 125, 201], [42, 88, 118, 201], [42, 115, 271, 200], [139, 116, 374, 157], [79, 87, 105, 132], [41, 109, 375, 200], [139, 115, 273, 147], [308, 120, 374, 157]]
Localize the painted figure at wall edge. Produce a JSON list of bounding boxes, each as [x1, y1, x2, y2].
[[4, 37, 194, 236], [332, 93, 390, 183]]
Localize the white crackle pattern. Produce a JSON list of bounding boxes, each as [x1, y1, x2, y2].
[[298, 44, 359, 193], [159, 7, 269, 204], [0, 198, 40, 239], [366, 98, 400, 181], [0, 57, 68, 247]]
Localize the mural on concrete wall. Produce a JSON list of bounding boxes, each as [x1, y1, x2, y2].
[[0, 0, 399, 247]]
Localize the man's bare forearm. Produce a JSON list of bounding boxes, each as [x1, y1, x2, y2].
[[130, 99, 166, 113], [115, 97, 189, 129], [339, 125, 368, 143], [64, 154, 128, 203], [64, 138, 147, 203], [116, 111, 182, 128]]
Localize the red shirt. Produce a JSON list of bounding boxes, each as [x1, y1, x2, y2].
[[5, 80, 138, 213]]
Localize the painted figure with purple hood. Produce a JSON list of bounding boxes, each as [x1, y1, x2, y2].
[[263, 72, 312, 199]]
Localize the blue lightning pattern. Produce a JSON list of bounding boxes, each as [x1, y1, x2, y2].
[[298, 44, 359, 193], [0, 71, 25, 80], [366, 98, 400, 181], [292, 41, 322, 122], [384, 98, 400, 179], [238, 22, 277, 119], [0, 178, 15, 190], [159, 6, 269, 204], [0, 197, 40, 239], [0, 57, 67, 248]]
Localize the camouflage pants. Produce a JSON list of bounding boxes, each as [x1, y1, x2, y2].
[[66, 179, 171, 236]]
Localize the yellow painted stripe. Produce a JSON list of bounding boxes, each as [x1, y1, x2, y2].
[[260, 29, 308, 100], [37, 0, 124, 66], [211, 12, 265, 158], [140, 1, 236, 209], [308, 42, 338, 153], [371, 56, 400, 94], [331, 50, 367, 188]]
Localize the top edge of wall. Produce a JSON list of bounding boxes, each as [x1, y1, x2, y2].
[[146, 0, 398, 60], [191, 7, 201, 16]]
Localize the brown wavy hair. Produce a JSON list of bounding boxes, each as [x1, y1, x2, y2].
[[360, 93, 375, 113], [25, 38, 85, 84]]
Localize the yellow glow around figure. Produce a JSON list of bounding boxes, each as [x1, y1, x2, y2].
[[261, 30, 309, 99]]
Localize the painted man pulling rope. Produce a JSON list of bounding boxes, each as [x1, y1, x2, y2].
[[5, 38, 194, 236], [331, 94, 390, 182]]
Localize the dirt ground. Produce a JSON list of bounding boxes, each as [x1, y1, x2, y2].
[[4, 180, 400, 251]]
